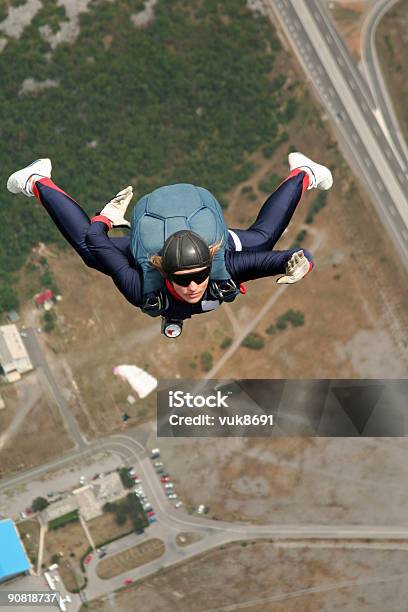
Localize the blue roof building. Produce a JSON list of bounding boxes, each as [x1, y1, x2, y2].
[[0, 519, 30, 583]]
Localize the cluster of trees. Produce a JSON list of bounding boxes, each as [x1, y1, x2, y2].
[[266, 309, 304, 334], [241, 332, 264, 350], [1, 0, 297, 309], [103, 493, 148, 532], [118, 467, 134, 489]]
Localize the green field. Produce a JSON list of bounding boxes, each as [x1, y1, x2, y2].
[[0, 0, 296, 312]]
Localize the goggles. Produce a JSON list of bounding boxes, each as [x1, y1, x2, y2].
[[169, 267, 211, 287]]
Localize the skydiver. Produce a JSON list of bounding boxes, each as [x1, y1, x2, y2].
[[7, 152, 332, 337]]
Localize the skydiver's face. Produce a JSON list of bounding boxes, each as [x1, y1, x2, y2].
[[171, 267, 210, 303]]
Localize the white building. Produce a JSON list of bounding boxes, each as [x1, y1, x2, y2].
[[0, 325, 33, 382]]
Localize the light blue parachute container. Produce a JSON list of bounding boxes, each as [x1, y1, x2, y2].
[[130, 184, 231, 294]]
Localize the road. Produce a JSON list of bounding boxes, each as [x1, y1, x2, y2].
[[267, 0, 408, 267], [361, 0, 408, 167], [22, 327, 86, 450]]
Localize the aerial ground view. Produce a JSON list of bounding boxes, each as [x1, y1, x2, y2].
[[0, 0, 407, 610]]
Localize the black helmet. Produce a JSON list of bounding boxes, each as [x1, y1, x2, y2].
[[162, 230, 211, 276]]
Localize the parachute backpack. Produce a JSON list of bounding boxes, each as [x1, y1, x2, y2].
[[130, 183, 239, 330]]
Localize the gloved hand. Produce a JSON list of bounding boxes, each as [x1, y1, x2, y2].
[[100, 186, 133, 228], [276, 250, 312, 284]]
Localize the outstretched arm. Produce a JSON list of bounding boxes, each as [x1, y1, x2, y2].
[[85, 220, 143, 307], [225, 248, 313, 284]]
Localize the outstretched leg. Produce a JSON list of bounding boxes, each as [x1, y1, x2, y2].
[[7, 159, 132, 273], [33, 178, 109, 273], [228, 152, 332, 252], [229, 169, 308, 252]]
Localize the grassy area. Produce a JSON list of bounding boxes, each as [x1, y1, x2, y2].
[[48, 509, 79, 530], [87, 511, 134, 546], [1, 0, 293, 313], [96, 538, 165, 579], [17, 519, 41, 567], [45, 520, 90, 561]]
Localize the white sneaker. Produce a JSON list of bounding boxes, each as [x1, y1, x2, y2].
[[288, 152, 333, 190], [7, 158, 52, 197]]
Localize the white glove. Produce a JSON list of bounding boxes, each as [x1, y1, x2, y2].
[[100, 186, 133, 228], [276, 250, 312, 284]]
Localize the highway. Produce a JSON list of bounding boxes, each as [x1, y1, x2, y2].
[[361, 0, 408, 166], [267, 0, 408, 266]]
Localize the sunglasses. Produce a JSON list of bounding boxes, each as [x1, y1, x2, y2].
[[169, 267, 211, 287]]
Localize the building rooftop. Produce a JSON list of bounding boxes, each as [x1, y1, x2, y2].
[[34, 290, 53, 306], [0, 519, 30, 580], [0, 325, 30, 363]]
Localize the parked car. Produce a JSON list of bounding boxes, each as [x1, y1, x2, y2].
[[175, 501, 183, 508], [84, 555, 93, 565], [151, 448, 160, 459], [164, 483, 174, 489], [147, 510, 155, 518], [197, 505, 207, 514], [160, 476, 171, 483], [20, 331, 28, 338], [167, 494, 177, 500], [123, 578, 133, 585], [153, 461, 163, 468], [143, 504, 153, 512], [129, 468, 136, 476], [79, 476, 86, 485], [148, 516, 157, 524], [19, 511, 27, 520]]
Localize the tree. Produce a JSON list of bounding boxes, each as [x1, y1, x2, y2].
[[0, 286, 19, 313], [200, 352, 213, 372], [118, 468, 134, 489], [115, 512, 127, 526], [32, 496, 49, 512], [241, 333, 264, 350]]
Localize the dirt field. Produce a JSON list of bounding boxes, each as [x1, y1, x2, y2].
[[150, 436, 408, 526], [83, 541, 408, 612], [0, 390, 74, 477], [17, 518, 41, 566], [97, 538, 165, 579], [87, 512, 134, 546], [328, 1, 370, 62], [376, 0, 408, 145]]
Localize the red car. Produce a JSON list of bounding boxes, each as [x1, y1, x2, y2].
[[84, 554, 93, 565], [123, 578, 133, 585], [147, 510, 155, 518], [160, 476, 171, 483]]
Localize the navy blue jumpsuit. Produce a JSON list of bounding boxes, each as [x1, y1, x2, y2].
[[32, 170, 312, 320]]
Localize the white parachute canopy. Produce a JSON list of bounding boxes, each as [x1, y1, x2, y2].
[[113, 365, 158, 399]]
